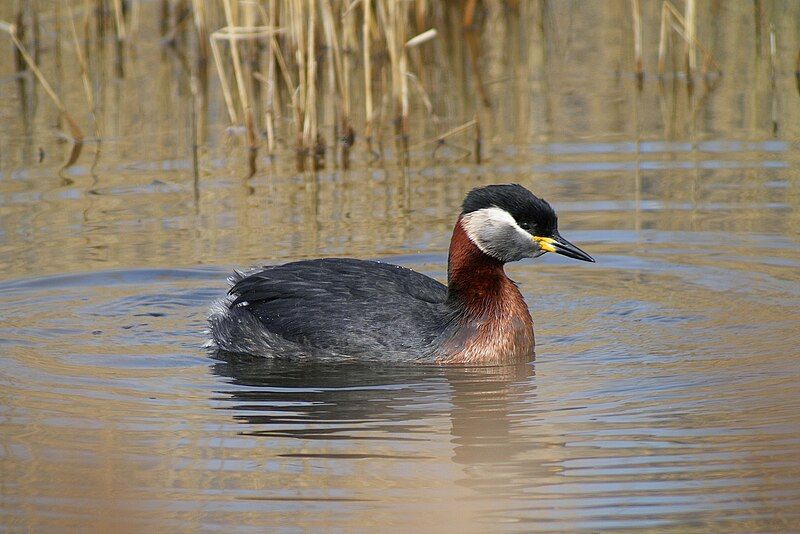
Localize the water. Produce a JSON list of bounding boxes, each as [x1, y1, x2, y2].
[[2, 2, 800, 531]]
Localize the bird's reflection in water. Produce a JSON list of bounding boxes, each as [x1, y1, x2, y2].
[[443, 362, 536, 466], [210, 351, 535, 464]]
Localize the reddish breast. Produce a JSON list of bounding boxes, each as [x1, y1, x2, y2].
[[437, 219, 534, 364]]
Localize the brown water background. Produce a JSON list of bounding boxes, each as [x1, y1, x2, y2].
[[1, 1, 800, 531]]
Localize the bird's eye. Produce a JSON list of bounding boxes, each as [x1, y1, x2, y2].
[[519, 222, 532, 231]]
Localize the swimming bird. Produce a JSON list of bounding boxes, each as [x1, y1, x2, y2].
[[208, 184, 594, 364]]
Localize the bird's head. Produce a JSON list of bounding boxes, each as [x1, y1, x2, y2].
[[460, 184, 594, 264]]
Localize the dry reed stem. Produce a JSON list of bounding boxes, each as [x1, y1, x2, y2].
[[769, 24, 777, 82], [54, 0, 61, 93], [631, 0, 643, 84], [658, 1, 720, 78], [212, 25, 280, 38], [31, 0, 41, 64], [474, 113, 481, 164], [319, 0, 340, 155], [112, 0, 126, 41], [242, 1, 260, 140], [795, 48, 800, 96], [129, 0, 141, 41], [406, 72, 438, 127], [264, 0, 277, 153], [684, 0, 695, 78], [409, 119, 477, 150], [190, 0, 208, 64], [81, 0, 91, 44], [289, 0, 307, 157], [8, 0, 493, 170], [328, 1, 352, 119], [658, 2, 669, 75], [270, 32, 296, 96], [404, 28, 438, 129], [416, 0, 427, 31], [464, 0, 477, 28], [222, 0, 257, 147], [769, 24, 777, 133], [65, 1, 98, 138], [378, 0, 410, 149], [159, 0, 170, 35], [210, 10, 284, 146], [209, 33, 237, 123], [406, 28, 437, 48], [1, 21, 83, 142], [320, 0, 354, 167], [397, 7, 409, 133], [341, 5, 356, 165], [12, 5, 25, 72], [305, 1, 318, 149], [305, 2, 321, 168], [363, 0, 373, 145], [464, 27, 490, 107], [341, 0, 361, 19]]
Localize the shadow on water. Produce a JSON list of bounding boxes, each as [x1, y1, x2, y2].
[[211, 351, 535, 464]]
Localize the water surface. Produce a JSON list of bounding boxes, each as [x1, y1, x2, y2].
[[1, 2, 800, 531]]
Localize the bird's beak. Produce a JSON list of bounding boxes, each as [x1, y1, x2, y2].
[[533, 233, 595, 263]]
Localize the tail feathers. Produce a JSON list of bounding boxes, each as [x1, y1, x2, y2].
[[227, 268, 249, 286], [208, 266, 314, 358], [206, 296, 309, 358]]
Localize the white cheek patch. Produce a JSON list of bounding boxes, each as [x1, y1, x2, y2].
[[461, 207, 532, 256]]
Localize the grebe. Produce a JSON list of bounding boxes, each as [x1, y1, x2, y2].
[[208, 184, 594, 364]]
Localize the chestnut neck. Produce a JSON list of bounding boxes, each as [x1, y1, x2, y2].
[[438, 216, 535, 364], [446, 216, 515, 314]]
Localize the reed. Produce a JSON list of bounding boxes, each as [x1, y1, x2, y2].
[[320, 0, 355, 168], [377, 0, 410, 156], [8, 1, 744, 173], [13, 2, 26, 72], [7, 1, 466, 170], [340, 8, 356, 168], [66, 1, 98, 138], [658, 0, 669, 75], [207, 0, 708, 171], [769, 24, 777, 134], [31, 0, 41, 64], [409, 118, 478, 160], [362, 0, 374, 155], [658, 0, 720, 80], [54, 0, 62, 133], [631, 0, 643, 86], [160, 0, 170, 35], [190, 0, 209, 67], [795, 47, 800, 96], [684, 0, 696, 79], [111, 0, 126, 42], [474, 114, 481, 165], [223, 0, 257, 147], [263, 0, 277, 154], [319, 0, 338, 163], [305, 1, 322, 169], [1, 20, 83, 142]]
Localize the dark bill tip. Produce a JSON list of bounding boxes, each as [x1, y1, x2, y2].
[[553, 234, 595, 263]]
